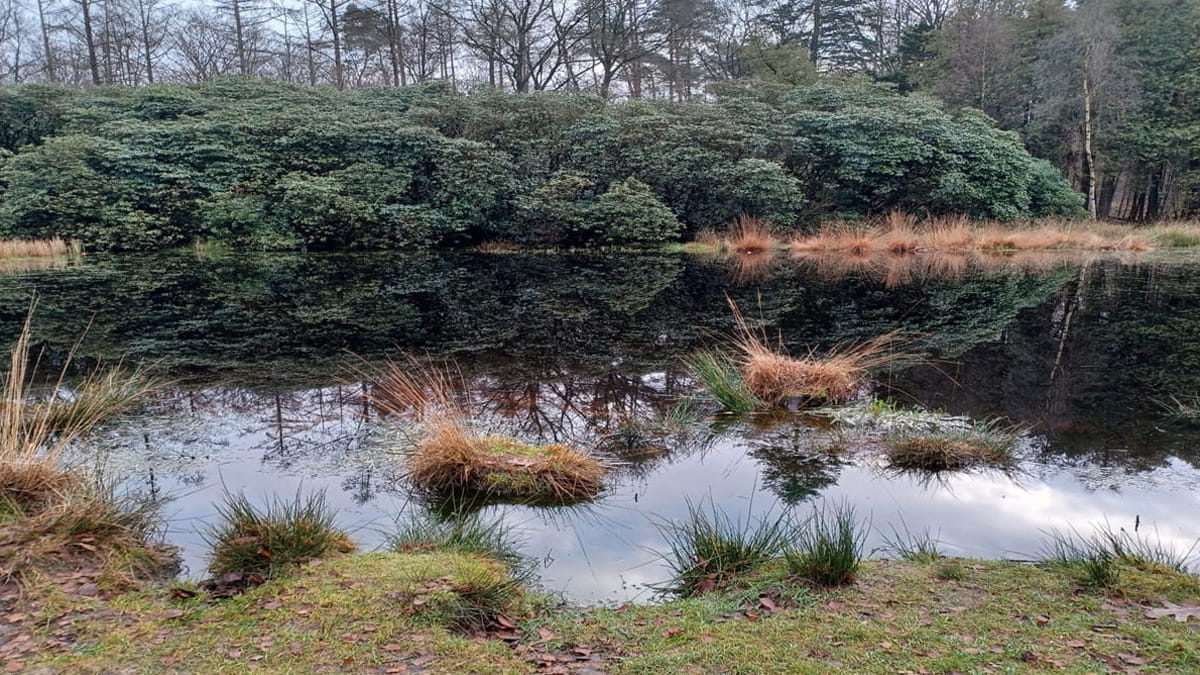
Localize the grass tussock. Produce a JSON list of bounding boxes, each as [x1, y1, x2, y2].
[[886, 420, 1020, 472], [1041, 524, 1198, 581], [411, 432, 604, 504], [203, 489, 354, 580], [31, 363, 161, 432], [786, 501, 867, 587], [0, 311, 168, 583], [730, 299, 901, 406], [361, 356, 607, 505], [0, 237, 82, 260], [882, 521, 943, 564], [388, 512, 529, 580], [685, 350, 762, 414], [654, 501, 792, 597], [725, 216, 778, 254]]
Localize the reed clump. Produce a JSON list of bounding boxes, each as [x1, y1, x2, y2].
[[362, 356, 605, 505], [725, 216, 778, 254], [788, 213, 1159, 253]]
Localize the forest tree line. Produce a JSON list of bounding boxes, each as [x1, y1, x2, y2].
[[0, 0, 1197, 220]]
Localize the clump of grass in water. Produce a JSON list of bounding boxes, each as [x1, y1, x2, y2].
[[729, 298, 903, 406], [389, 511, 532, 582], [785, 501, 867, 587], [1155, 394, 1200, 427], [882, 520, 943, 564], [203, 489, 354, 580], [685, 350, 761, 414], [886, 420, 1020, 471], [357, 355, 605, 505], [653, 500, 792, 597], [32, 363, 162, 432]]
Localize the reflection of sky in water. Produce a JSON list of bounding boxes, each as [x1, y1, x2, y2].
[[85, 386, 1200, 605]]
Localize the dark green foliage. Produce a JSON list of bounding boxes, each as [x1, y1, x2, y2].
[[785, 501, 867, 587], [0, 79, 1078, 251], [654, 501, 793, 597], [203, 489, 352, 579]]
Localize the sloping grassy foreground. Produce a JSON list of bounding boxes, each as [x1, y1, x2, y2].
[[19, 554, 1200, 674]]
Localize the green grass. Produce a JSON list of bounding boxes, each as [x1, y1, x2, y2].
[[203, 489, 353, 579], [1154, 229, 1200, 248], [685, 349, 762, 414], [785, 501, 867, 587], [1041, 525, 1199, 589], [935, 560, 966, 580], [654, 500, 792, 597], [882, 520, 943, 564], [389, 512, 531, 582], [16, 553, 1200, 674]]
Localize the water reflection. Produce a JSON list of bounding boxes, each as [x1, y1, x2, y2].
[[7, 250, 1200, 601]]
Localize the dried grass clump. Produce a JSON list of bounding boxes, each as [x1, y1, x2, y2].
[[727, 216, 778, 254], [0, 310, 168, 583], [787, 213, 1165, 255], [0, 238, 81, 260], [729, 299, 901, 406], [411, 433, 604, 505], [359, 356, 606, 504]]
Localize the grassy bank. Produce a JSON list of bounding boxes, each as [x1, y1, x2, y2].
[[8, 550, 1196, 673]]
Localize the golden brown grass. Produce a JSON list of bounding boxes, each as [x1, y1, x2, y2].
[[411, 433, 605, 504], [359, 356, 605, 504], [787, 213, 1160, 254], [728, 299, 903, 405], [0, 310, 167, 583], [474, 239, 518, 253], [0, 238, 81, 260], [726, 216, 778, 254]]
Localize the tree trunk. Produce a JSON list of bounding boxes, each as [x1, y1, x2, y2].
[[329, 0, 343, 89], [1082, 71, 1098, 219], [79, 0, 102, 85], [37, 0, 57, 82]]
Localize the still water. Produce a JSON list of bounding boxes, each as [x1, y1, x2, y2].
[[3, 250, 1199, 603]]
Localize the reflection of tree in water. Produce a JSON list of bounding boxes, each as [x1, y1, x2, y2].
[[740, 421, 848, 505]]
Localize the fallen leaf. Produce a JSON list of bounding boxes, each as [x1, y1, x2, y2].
[[1066, 640, 1086, 649], [1117, 653, 1148, 665], [538, 627, 559, 641], [1035, 615, 1050, 626]]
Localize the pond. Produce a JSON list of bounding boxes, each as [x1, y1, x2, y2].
[[3, 249, 1200, 604]]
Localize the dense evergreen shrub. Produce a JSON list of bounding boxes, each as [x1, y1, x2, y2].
[[0, 79, 1083, 251]]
